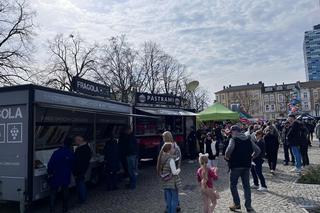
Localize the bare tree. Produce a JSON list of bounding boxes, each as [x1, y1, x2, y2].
[[44, 34, 97, 91], [140, 41, 163, 94], [95, 35, 145, 102], [0, 0, 36, 85]]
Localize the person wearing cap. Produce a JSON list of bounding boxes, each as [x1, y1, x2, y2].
[[48, 137, 75, 213], [225, 125, 261, 212], [281, 121, 295, 165]]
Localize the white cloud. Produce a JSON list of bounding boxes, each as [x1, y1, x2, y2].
[[31, 0, 320, 99]]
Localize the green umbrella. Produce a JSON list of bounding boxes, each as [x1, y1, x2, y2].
[[198, 103, 239, 121]]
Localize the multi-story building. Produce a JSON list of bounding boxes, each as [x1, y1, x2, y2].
[[304, 24, 320, 81], [215, 81, 320, 119]]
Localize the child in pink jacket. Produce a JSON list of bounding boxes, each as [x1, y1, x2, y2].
[[197, 153, 219, 213]]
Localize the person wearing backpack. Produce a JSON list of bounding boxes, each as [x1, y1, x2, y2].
[[157, 142, 182, 213], [203, 132, 217, 167], [197, 153, 219, 213]]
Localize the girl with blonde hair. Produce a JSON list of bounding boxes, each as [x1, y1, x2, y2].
[[197, 153, 219, 213], [162, 131, 182, 212], [156, 142, 182, 213]]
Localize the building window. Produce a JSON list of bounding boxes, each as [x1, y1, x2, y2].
[[265, 104, 270, 112], [304, 102, 309, 110], [270, 95, 275, 102], [303, 92, 308, 99], [278, 94, 284, 102], [271, 104, 275, 112], [272, 114, 276, 119], [222, 94, 225, 100], [264, 95, 269, 102]]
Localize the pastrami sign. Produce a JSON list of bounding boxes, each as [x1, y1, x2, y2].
[[135, 92, 181, 107]]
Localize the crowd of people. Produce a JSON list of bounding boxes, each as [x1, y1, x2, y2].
[[157, 114, 318, 213], [47, 114, 319, 213]]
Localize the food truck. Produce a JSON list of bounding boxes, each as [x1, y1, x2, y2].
[[0, 83, 131, 212], [134, 92, 197, 160]]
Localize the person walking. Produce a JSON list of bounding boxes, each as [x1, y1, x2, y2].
[[264, 126, 280, 174], [48, 137, 75, 213], [203, 132, 217, 167], [73, 136, 92, 204], [104, 127, 120, 191], [300, 122, 310, 167], [306, 120, 315, 146], [225, 125, 260, 212], [164, 131, 182, 212], [187, 127, 197, 163], [197, 153, 219, 213], [157, 143, 182, 213], [123, 126, 139, 190], [315, 121, 320, 147], [287, 114, 303, 173], [214, 123, 223, 156], [250, 130, 267, 191], [281, 121, 295, 165]]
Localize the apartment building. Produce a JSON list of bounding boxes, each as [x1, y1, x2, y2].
[[215, 81, 320, 119]]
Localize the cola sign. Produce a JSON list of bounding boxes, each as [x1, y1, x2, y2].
[[136, 92, 181, 107], [71, 77, 110, 98]]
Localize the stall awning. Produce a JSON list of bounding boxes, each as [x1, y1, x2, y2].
[[136, 107, 197, 116]]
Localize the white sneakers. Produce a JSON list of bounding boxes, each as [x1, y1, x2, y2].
[[290, 168, 302, 173], [257, 187, 268, 191]]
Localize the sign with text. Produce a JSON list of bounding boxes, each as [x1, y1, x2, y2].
[[0, 106, 25, 144], [135, 92, 181, 107], [71, 77, 110, 98]]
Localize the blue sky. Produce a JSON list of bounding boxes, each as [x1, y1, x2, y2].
[[32, 0, 320, 98]]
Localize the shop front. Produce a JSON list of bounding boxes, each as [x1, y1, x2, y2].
[[134, 93, 196, 160], [0, 84, 131, 212]]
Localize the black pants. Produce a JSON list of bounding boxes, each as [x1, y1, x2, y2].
[[215, 138, 222, 156], [106, 170, 118, 190], [300, 145, 310, 166], [199, 142, 204, 153], [120, 156, 129, 177], [222, 140, 228, 155], [50, 186, 69, 213], [189, 140, 197, 160], [251, 159, 267, 188], [267, 149, 278, 171], [283, 144, 295, 163]]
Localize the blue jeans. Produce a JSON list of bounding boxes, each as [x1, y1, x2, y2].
[[76, 176, 87, 203], [164, 189, 178, 213], [127, 155, 137, 189], [251, 159, 267, 188], [291, 146, 302, 170], [230, 168, 251, 209]]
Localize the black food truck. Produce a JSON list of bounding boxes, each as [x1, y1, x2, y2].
[[0, 83, 132, 212], [134, 93, 197, 160]]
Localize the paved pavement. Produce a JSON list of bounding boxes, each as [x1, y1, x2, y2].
[[2, 141, 320, 213]]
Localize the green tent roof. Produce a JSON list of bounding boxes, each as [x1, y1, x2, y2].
[[198, 103, 239, 121]]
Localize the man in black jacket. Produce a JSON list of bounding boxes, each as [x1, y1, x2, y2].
[[74, 136, 92, 204], [225, 125, 260, 212], [287, 114, 303, 173]]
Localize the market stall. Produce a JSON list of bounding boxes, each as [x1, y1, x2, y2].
[[198, 103, 239, 121], [134, 92, 197, 159], [0, 83, 131, 212]]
